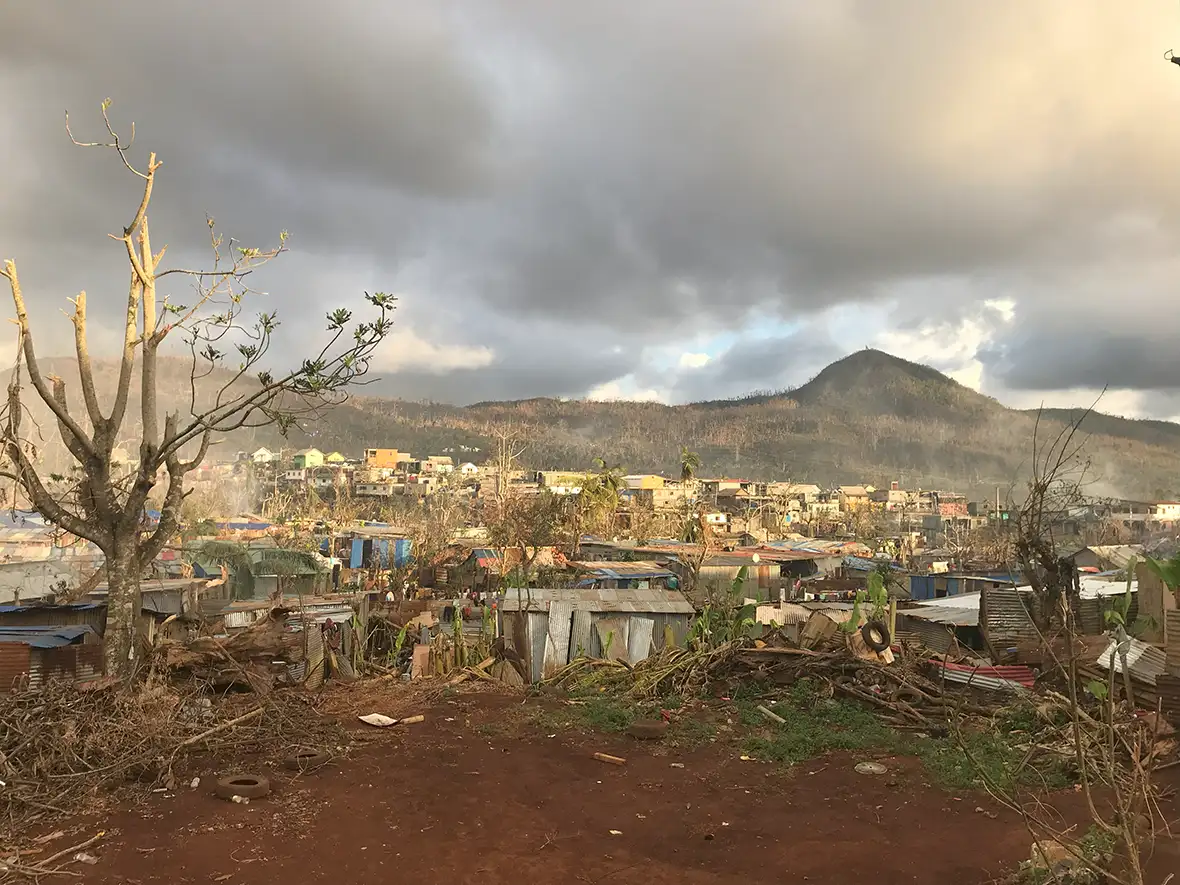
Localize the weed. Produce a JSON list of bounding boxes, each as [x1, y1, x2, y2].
[[668, 715, 717, 748], [577, 695, 636, 732], [740, 696, 893, 765], [914, 729, 1073, 793]]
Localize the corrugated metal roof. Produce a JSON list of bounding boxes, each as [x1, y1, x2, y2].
[[900, 604, 979, 627], [498, 587, 695, 614], [0, 603, 103, 614], [755, 603, 812, 625], [571, 560, 675, 579], [0, 625, 96, 649], [934, 660, 1035, 691], [1094, 637, 1169, 686]]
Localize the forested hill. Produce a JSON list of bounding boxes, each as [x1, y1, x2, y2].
[[24, 350, 1180, 500]]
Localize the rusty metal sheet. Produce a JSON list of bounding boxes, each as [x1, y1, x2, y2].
[[0, 642, 30, 692]]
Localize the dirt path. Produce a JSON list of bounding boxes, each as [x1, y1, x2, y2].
[[61, 689, 1125, 885]]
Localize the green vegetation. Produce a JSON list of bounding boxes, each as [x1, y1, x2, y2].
[[522, 676, 1076, 795]]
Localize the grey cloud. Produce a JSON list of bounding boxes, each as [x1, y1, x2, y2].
[[373, 334, 634, 404], [974, 253, 1180, 394], [659, 330, 843, 404], [4, 2, 1180, 407]]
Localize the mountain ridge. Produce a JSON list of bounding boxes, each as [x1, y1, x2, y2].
[[19, 349, 1180, 500]]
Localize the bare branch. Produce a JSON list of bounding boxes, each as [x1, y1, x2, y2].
[[68, 291, 104, 427], [1, 260, 97, 459]]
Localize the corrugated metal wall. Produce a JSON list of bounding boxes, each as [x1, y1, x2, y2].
[[1072, 595, 1140, 636], [503, 610, 692, 682], [895, 614, 957, 655], [0, 643, 31, 692], [1166, 610, 1180, 675], [980, 587, 1039, 655], [27, 644, 104, 691]]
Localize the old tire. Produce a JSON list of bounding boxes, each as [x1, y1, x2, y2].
[[861, 620, 891, 653], [214, 773, 271, 800], [284, 749, 331, 772], [891, 685, 924, 705]]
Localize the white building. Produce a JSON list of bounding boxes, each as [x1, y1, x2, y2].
[[251, 447, 277, 464]]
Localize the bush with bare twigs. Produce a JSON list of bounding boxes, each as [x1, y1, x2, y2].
[[0, 679, 343, 846]]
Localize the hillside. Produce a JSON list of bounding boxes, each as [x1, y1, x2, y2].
[[16, 350, 1180, 501]]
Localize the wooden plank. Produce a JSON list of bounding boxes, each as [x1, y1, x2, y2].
[[410, 644, 431, 679], [542, 602, 573, 678], [569, 610, 593, 661], [594, 617, 629, 661], [627, 616, 655, 665]]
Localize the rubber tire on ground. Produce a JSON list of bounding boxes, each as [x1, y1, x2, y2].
[[861, 620, 891, 653], [284, 750, 331, 772], [891, 685, 924, 705], [214, 774, 271, 800]]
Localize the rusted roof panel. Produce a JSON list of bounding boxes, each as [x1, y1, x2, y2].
[[1095, 637, 1168, 686]]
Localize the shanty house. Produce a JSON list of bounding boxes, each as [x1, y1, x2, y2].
[[1069, 545, 1142, 572], [677, 548, 837, 602], [497, 587, 695, 682], [908, 573, 1018, 601], [0, 625, 103, 692], [186, 541, 325, 600], [569, 560, 676, 590], [444, 547, 562, 594]]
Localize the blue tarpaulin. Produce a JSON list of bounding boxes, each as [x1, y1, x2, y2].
[[350, 539, 364, 569], [378, 539, 389, 568]]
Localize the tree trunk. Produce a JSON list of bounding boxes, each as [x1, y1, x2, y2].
[[103, 539, 141, 678]]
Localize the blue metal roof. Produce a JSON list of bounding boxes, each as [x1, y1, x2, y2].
[[0, 603, 103, 614], [0, 625, 96, 648]]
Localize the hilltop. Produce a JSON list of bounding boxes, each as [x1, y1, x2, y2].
[[18, 350, 1180, 500]]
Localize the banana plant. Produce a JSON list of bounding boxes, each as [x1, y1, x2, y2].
[[1141, 552, 1180, 590]]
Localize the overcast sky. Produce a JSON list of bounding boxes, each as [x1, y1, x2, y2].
[[4, 2, 1180, 418]]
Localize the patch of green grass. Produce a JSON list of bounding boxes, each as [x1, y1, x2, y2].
[[740, 696, 894, 765], [475, 719, 514, 738], [668, 715, 718, 748], [577, 695, 636, 732], [912, 730, 1074, 793]]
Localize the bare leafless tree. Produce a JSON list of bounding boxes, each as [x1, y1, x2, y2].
[[0, 104, 394, 676], [1013, 402, 1101, 632]]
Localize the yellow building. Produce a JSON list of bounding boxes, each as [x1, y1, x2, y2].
[[364, 448, 402, 469], [623, 474, 666, 490]]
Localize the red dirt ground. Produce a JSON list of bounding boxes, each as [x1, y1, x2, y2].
[[26, 686, 1180, 885]]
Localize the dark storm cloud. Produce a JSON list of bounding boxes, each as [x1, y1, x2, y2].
[[974, 251, 1180, 396], [659, 330, 843, 404], [981, 329, 1180, 393], [3, 1, 1180, 406]]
